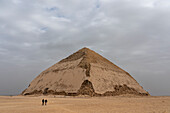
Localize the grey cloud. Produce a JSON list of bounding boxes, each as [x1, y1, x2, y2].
[[0, 0, 170, 95]]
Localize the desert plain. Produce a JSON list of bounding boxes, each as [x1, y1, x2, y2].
[[0, 95, 170, 113]]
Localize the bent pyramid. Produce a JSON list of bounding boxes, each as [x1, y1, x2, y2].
[[22, 47, 149, 96]]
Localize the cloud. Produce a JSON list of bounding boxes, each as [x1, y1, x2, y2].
[[0, 0, 170, 95]]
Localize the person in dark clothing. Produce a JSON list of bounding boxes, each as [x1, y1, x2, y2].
[[42, 99, 44, 106], [45, 99, 47, 105]]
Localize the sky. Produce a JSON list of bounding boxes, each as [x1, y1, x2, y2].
[[0, 0, 170, 96]]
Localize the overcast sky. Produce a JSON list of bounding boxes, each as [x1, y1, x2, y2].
[[0, 0, 170, 96]]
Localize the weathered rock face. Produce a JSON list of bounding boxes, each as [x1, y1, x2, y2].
[[22, 47, 149, 96]]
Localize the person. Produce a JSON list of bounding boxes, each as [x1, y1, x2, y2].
[[45, 99, 47, 105], [42, 99, 44, 106]]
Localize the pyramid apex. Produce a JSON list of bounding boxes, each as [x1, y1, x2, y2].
[[59, 47, 94, 63], [79, 47, 91, 51], [82, 47, 88, 49]]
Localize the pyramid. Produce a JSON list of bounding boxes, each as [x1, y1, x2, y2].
[[22, 47, 149, 96]]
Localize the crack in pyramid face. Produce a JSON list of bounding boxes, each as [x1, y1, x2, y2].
[[22, 47, 149, 96]]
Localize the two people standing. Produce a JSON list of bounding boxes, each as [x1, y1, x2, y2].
[[42, 99, 48, 106]]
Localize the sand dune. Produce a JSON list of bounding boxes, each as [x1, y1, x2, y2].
[[0, 96, 169, 113]]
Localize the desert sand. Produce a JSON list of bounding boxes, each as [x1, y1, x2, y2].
[[0, 95, 169, 113]]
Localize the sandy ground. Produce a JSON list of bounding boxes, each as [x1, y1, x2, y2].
[[0, 95, 170, 113]]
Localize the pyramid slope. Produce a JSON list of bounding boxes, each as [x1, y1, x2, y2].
[[22, 47, 149, 96]]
